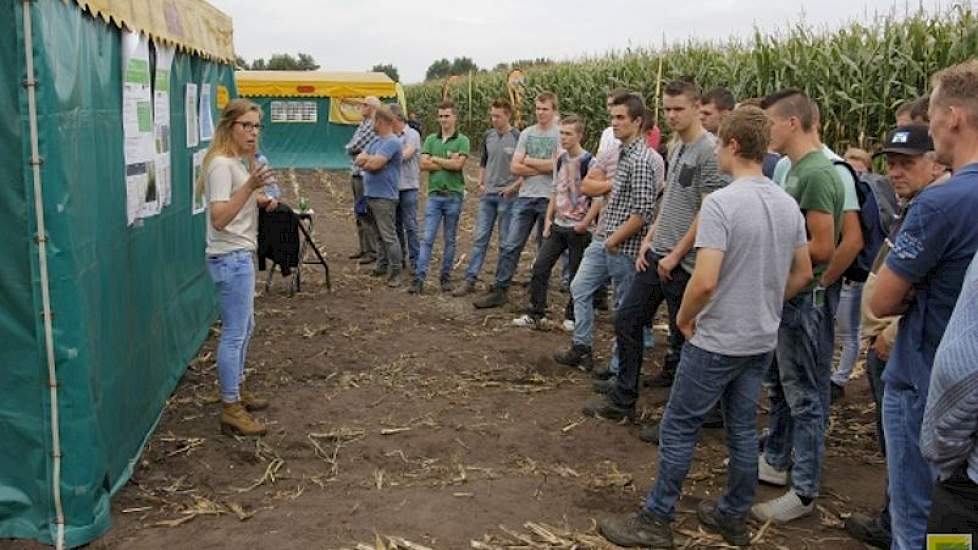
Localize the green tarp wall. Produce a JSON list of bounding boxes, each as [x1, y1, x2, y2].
[[249, 97, 355, 170], [0, 1, 234, 546]]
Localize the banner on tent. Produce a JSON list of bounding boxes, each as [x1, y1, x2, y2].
[[329, 98, 364, 125]]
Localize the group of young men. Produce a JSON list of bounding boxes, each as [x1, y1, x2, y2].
[[344, 59, 978, 549]]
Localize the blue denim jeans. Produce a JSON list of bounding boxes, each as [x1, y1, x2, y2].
[[416, 194, 463, 283], [464, 192, 513, 282], [645, 343, 771, 520], [883, 384, 937, 550], [206, 250, 256, 403], [831, 280, 863, 386], [493, 196, 549, 289], [570, 239, 637, 348], [763, 290, 827, 499], [396, 189, 420, 271]]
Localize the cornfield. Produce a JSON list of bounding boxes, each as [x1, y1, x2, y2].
[[404, 6, 978, 153]]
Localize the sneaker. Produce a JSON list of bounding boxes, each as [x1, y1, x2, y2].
[[598, 509, 673, 548], [407, 279, 424, 295], [387, 271, 403, 288], [240, 388, 269, 412], [751, 489, 813, 523], [440, 278, 454, 292], [357, 255, 377, 265], [511, 314, 539, 328], [644, 370, 674, 388], [758, 455, 788, 486], [582, 395, 634, 421], [473, 288, 507, 309], [371, 267, 388, 278], [843, 513, 891, 549], [553, 344, 593, 370], [639, 422, 661, 445], [697, 500, 751, 547], [831, 381, 845, 404], [452, 279, 476, 297], [592, 377, 616, 394]]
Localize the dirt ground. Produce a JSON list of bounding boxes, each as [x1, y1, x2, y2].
[[4, 165, 887, 550]]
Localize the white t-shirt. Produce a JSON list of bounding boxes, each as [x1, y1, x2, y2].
[[205, 155, 258, 255]]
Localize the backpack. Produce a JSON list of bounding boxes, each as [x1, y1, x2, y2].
[[832, 160, 899, 282], [556, 151, 594, 179]]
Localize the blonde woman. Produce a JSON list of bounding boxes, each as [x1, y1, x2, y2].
[[198, 99, 277, 436]]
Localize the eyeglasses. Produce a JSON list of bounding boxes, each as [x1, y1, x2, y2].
[[234, 121, 263, 131]]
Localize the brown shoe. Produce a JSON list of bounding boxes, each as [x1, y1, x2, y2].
[[240, 388, 269, 411], [221, 402, 267, 436]]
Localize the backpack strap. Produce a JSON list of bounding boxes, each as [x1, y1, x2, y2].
[[579, 151, 594, 179]]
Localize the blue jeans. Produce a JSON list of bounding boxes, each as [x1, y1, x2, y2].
[[416, 194, 463, 283], [831, 280, 863, 386], [206, 250, 256, 403], [570, 239, 637, 348], [883, 384, 937, 550], [493, 197, 549, 289], [763, 290, 828, 499], [396, 189, 420, 271], [645, 343, 771, 520], [464, 192, 513, 282]]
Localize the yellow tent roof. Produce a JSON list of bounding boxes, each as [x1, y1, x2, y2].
[[235, 71, 399, 99], [69, 0, 234, 63]]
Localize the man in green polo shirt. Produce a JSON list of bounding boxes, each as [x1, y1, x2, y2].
[[410, 100, 471, 294]]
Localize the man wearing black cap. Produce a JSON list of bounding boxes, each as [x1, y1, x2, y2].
[[844, 124, 946, 549]]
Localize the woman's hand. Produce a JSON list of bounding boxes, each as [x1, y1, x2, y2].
[[248, 164, 272, 191]]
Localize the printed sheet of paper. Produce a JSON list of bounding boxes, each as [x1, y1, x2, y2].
[[191, 149, 207, 215], [199, 83, 214, 142], [121, 31, 155, 225], [186, 83, 199, 148], [153, 44, 175, 209]]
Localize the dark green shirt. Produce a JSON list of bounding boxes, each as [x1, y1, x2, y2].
[[783, 149, 845, 291], [422, 131, 470, 196]]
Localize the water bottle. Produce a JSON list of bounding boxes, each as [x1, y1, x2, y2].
[[256, 153, 280, 198]]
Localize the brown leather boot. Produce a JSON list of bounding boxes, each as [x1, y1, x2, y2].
[[240, 388, 269, 411], [220, 402, 267, 436]]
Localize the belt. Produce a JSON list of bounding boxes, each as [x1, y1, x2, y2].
[[432, 190, 460, 197]]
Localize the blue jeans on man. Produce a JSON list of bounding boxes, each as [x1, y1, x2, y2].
[[645, 343, 771, 521], [206, 250, 256, 403], [883, 383, 938, 550], [570, 239, 637, 349], [763, 289, 829, 500], [492, 197, 549, 289], [464, 192, 513, 282], [396, 189, 420, 272], [415, 193, 463, 284]]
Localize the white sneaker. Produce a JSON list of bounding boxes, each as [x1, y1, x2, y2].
[[751, 489, 814, 523], [758, 455, 789, 486], [561, 319, 575, 332], [511, 314, 538, 328]]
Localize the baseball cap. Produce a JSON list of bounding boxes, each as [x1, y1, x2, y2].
[[874, 124, 933, 157]]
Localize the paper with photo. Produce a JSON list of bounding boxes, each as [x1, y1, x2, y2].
[[192, 149, 207, 215], [153, 43, 174, 208], [199, 83, 214, 142], [186, 83, 199, 148], [121, 30, 155, 225]]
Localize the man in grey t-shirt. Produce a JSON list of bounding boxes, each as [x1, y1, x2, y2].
[[597, 106, 812, 550], [391, 104, 422, 271], [474, 92, 561, 309]]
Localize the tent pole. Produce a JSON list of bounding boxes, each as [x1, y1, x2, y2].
[[21, 2, 66, 549]]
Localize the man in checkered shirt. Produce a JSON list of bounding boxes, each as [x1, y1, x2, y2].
[[554, 92, 662, 373], [345, 97, 381, 263]]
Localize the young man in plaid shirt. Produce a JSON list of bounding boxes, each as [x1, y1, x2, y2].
[[553, 92, 661, 373]]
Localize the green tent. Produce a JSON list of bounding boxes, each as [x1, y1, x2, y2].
[[0, 0, 236, 547], [235, 70, 402, 170]]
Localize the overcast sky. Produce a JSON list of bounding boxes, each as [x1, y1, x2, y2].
[[211, 0, 961, 83]]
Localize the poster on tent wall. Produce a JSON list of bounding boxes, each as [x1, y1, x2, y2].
[[186, 83, 199, 148], [199, 84, 214, 142], [191, 150, 207, 215], [153, 43, 175, 208], [121, 31, 156, 225]]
